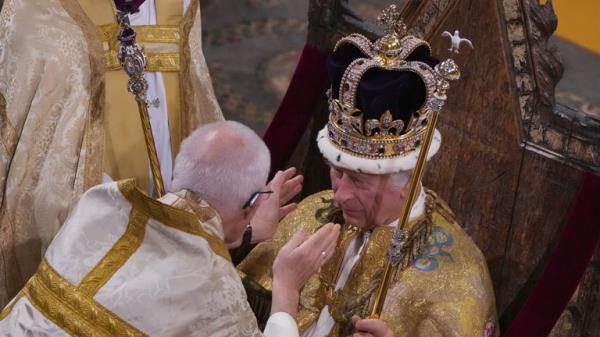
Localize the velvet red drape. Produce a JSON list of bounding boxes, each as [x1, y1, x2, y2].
[[504, 172, 600, 337], [262, 44, 328, 176]]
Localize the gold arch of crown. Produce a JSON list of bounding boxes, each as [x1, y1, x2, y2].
[[327, 5, 460, 159]]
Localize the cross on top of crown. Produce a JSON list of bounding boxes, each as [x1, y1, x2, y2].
[[377, 4, 407, 36]]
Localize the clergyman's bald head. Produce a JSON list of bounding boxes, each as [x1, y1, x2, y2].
[[171, 121, 271, 211]]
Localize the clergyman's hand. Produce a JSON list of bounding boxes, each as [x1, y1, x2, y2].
[[351, 315, 394, 337], [251, 167, 303, 243], [271, 223, 340, 318], [277, 167, 304, 206]]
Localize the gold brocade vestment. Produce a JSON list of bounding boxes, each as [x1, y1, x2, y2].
[[0, 180, 265, 337], [0, 0, 222, 306], [239, 190, 500, 337]]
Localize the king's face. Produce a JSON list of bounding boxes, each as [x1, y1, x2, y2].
[[329, 165, 406, 229]]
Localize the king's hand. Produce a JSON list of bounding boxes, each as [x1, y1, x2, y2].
[[351, 315, 395, 337]]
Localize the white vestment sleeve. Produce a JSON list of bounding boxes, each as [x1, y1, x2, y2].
[[264, 312, 300, 337]]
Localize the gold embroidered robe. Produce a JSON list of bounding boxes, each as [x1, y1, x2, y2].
[[239, 189, 500, 337], [0, 180, 266, 337], [0, 0, 222, 306]]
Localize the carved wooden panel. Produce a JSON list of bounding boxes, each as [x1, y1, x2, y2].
[[300, 0, 600, 335], [421, 0, 523, 302]]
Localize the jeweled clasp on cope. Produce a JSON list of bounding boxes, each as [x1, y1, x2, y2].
[[388, 228, 408, 267]]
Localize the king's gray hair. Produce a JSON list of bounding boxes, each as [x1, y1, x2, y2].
[[170, 121, 271, 211], [389, 170, 412, 190]]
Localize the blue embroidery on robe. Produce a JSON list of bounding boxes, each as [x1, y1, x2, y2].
[[413, 226, 453, 271]]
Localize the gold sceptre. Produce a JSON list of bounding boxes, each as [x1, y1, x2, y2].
[[116, 11, 165, 197], [369, 109, 439, 318], [367, 12, 467, 317]]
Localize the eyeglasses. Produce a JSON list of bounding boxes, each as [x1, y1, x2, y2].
[[242, 190, 273, 209]]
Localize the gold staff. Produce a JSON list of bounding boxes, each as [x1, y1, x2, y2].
[[368, 21, 469, 319], [369, 108, 440, 318], [116, 11, 165, 197]]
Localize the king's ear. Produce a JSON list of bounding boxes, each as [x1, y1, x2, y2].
[[399, 178, 414, 199]]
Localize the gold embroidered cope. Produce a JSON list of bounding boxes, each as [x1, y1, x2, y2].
[[1, 180, 232, 335], [239, 189, 499, 337], [24, 259, 146, 337]]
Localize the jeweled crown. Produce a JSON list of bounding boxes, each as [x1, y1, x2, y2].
[[326, 4, 461, 159]]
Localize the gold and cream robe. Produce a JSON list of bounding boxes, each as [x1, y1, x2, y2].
[[0, 180, 299, 337], [0, 0, 222, 306], [239, 189, 500, 337]]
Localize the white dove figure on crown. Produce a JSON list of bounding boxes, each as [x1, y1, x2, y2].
[[442, 30, 474, 53]]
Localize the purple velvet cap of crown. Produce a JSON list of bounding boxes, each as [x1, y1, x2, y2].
[[327, 43, 440, 134]]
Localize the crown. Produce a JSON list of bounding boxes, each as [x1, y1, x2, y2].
[[325, 4, 461, 160]]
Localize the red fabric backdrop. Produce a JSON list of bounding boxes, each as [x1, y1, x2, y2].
[[262, 44, 328, 176], [504, 172, 600, 337]]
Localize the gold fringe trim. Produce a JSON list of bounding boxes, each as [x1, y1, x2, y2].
[[391, 213, 434, 281], [79, 208, 148, 296], [23, 259, 146, 337]]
